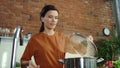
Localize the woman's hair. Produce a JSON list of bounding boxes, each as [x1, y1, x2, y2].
[[39, 5, 59, 32]]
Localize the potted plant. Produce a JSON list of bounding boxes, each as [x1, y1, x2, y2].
[[95, 29, 120, 67], [16, 62, 21, 68], [109, 29, 120, 58], [95, 38, 114, 67]]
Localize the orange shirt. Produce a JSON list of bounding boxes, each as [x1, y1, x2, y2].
[[21, 32, 67, 68]]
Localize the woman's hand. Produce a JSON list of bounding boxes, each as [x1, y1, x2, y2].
[[29, 60, 40, 68]]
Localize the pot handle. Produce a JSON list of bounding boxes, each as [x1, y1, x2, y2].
[[58, 59, 65, 64], [97, 58, 104, 63]]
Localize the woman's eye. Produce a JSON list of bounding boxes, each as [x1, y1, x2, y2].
[[48, 15, 59, 19], [48, 16, 53, 18], [55, 16, 59, 19]]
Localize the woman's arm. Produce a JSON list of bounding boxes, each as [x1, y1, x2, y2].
[[21, 60, 29, 68], [21, 60, 40, 68]]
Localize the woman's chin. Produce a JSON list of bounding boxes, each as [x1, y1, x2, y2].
[[50, 26, 56, 29], [47, 27, 55, 30]]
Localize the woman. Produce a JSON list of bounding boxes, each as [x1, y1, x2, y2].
[[21, 5, 87, 68], [21, 5, 69, 68]]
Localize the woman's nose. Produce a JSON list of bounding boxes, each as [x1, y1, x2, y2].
[[52, 18, 57, 22]]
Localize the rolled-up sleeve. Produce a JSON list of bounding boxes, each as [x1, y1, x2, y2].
[[21, 37, 35, 61]]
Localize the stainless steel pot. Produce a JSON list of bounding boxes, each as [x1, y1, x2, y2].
[[59, 57, 97, 68], [58, 33, 98, 68], [64, 57, 97, 68]]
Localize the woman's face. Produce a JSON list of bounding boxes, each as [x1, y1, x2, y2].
[[41, 10, 59, 30]]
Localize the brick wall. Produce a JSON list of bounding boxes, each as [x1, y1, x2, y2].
[[0, 0, 115, 40]]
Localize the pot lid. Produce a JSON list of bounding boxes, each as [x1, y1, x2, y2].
[[65, 33, 98, 58]]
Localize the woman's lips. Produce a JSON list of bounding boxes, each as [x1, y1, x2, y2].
[[50, 23, 56, 26]]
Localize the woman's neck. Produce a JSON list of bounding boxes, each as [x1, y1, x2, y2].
[[43, 29, 55, 36]]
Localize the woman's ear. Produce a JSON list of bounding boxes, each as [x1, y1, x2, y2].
[[41, 17, 44, 22]]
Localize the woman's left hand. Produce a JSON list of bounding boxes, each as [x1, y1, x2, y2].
[[29, 60, 40, 68]]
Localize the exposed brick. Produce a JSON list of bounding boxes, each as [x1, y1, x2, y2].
[[0, 0, 115, 40]]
